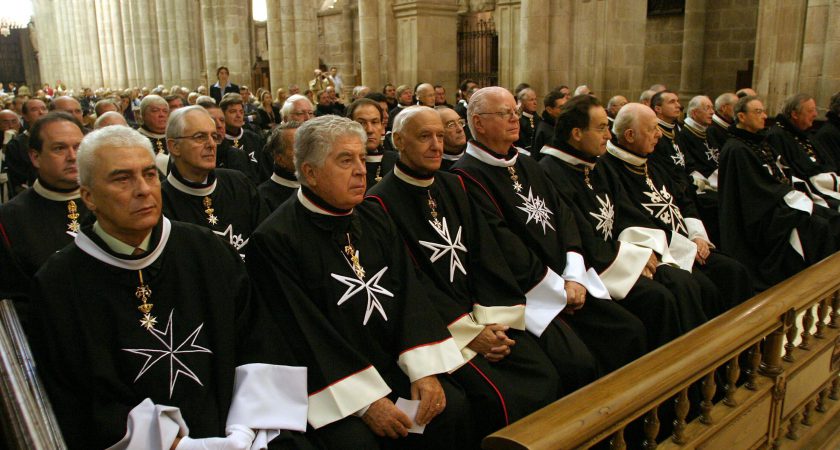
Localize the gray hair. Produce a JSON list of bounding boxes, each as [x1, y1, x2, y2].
[[686, 95, 712, 117], [780, 93, 813, 118], [294, 115, 366, 187], [78, 125, 154, 186], [166, 105, 212, 140], [574, 85, 590, 96], [196, 95, 216, 106], [714, 93, 738, 114], [93, 111, 128, 129], [139, 94, 167, 119], [733, 95, 761, 124], [612, 103, 649, 141], [281, 95, 314, 122], [466, 86, 510, 138], [639, 89, 655, 104], [392, 105, 435, 135], [265, 120, 302, 158], [607, 95, 627, 111], [352, 85, 371, 99], [94, 99, 117, 116]]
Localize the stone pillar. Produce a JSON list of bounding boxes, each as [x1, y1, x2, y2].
[[678, 0, 707, 98], [358, 0, 382, 89], [121, 0, 141, 88], [392, 0, 459, 94], [110, 0, 128, 89], [95, 0, 113, 87], [155, 0, 174, 85], [800, 0, 840, 114], [81, 0, 103, 89], [377, 0, 398, 86], [496, 0, 521, 90], [266, 0, 284, 93], [267, 0, 318, 91], [517, 0, 549, 93], [753, 0, 808, 114]]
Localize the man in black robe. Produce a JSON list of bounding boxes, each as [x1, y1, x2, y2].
[[247, 115, 473, 449], [650, 91, 689, 193], [367, 106, 561, 437], [437, 106, 467, 171], [199, 100, 253, 179], [719, 96, 840, 290], [0, 112, 89, 318], [221, 93, 269, 184], [259, 121, 301, 211], [766, 93, 840, 208], [5, 98, 47, 195], [137, 94, 171, 174], [540, 95, 707, 346], [347, 98, 398, 189], [514, 88, 539, 155], [29, 125, 309, 449], [162, 106, 268, 259], [708, 93, 737, 150], [532, 90, 567, 158], [388, 85, 415, 131], [815, 92, 840, 163], [599, 103, 753, 317], [452, 87, 647, 374]]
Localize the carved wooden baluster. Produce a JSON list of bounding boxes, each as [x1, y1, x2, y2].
[[642, 406, 660, 450], [760, 311, 791, 376], [816, 385, 830, 413], [829, 292, 839, 329], [745, 342, 761, 390], [799, 306, 814, 350], [830, 377, 839, 401], [801, 399, 816, 426], [783, 314, 798, 362], [786, 410, 801, 440], [723, 356, 740, 407], [671, 388, 689, 444], [609, 427, 626, 450], [700, 370, 716, 424], [815, 298, 828, 339]]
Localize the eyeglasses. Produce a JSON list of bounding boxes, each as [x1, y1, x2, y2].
[[444, 119, 465, 129], [173, 132, 222, 145], [747, 108, 766, 115], [477, 110, 520, 121]]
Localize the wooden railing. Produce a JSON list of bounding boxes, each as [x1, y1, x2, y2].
[[483, 253, 840, 450]]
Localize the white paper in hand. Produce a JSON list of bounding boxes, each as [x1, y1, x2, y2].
[[395, 398, 426, 434]]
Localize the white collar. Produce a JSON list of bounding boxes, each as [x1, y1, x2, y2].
[[75, 218, 171, 270], [712, 114, 731, 129], [684, 117, 707, 133], [657, 119, 676, 130], [137, 127, 166, 139], [365, 153, 384, 163], [465, 141, 517, 168], [442, 148, 465, 161], [271, 172, 300, 188], [93, 221, 151, 255], [166, 171, 217, 196], [393, 164, 434, 187], [225, 128, 244, 141], [297, 188, 352, 216], [32, 179, 80, 201], [607, 140, 647, 167], [521, 111, 534, 119], [540, 145, 596, 169]]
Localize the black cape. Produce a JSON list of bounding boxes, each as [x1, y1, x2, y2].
[[224, 127, 270, 184], [515, 111, 540, 154], [258, 166, 300, 212], [365, 149, 398, 191]]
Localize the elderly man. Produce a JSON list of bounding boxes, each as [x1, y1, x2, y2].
[[437, 106, 467, 170], [599, 103, 752, 315], [93, 111, 128, 129], [766, 93, 840, 208], [514, 88, 540, 155], [650, 91, 688, 184], [246, 115, 472, 449], [221, 93, 268, 183], [94, 99, 118, 117], [161, 106, 267, 259], [281, 94, 315, 124], [0, 112, 90, 314], [451, 86, 647, 374], [28, 125, 309, 449], [434, 85, 452, 108], [639, 89, 656, 107], [533, 90, 568, 155], [539, 95, 707, 346], [719, 95, 840, 289], [708, 92, 738, 150], [367, 106, 561, 436], [5, 98, 47, 194], [347, 98, 397, 189], [165, 94, 185, 111], [415, 83, 436, 108], [51, 96, 86, 128], [677, 95, 720, 195], [198, 100, 254, 183], [388, 84, 415, 129], [137, 94, 170, 173], [259, 121, 301, 211]]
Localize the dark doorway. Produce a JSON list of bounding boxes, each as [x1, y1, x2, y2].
[[457, 12, 498, 88]]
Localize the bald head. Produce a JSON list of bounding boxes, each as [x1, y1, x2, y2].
[[94, 111, 128, 129], [613, 103, 661, 155], [415, 83, 435, 107], [607, 95, 628, 118], [52, 96, 84, 123], [467, 87, 520, 154]]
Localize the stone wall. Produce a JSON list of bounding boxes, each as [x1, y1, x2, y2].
[[643, 14, 684, 93], [701, 0, 758, 99]]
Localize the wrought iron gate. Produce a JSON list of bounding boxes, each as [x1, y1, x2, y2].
[[457, 15, 498, 88]]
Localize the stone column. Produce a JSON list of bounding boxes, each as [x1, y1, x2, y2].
[[358, 0, 382, 89], [266, 0, 284, 93], [121, 0, 140, 88], [800, 0, 840, 114], [496, 0, 521, 90], [81, 0, 103, 89], [110, 0, 128, 89], [753, 0, 808, 114], [392, 0, 459, 94], [155, 0, 174, 85], [95, 0, 113, 87], [517, 0, 549, 93], [678, 0, 707, 98], [377, 0, 397, 86]]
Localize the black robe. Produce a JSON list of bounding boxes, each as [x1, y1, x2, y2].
[[0, 180, 90, 313], [452, 141, 647, 374], [766, 114, 840, 208], [210, 82, 240, 104], [137, 126, 170, 175], [539, 143, 708, 344], [224, 127, 270, 184], [4, 130, 35, 195], [246, 188, 473, 449], [719, 126, 840, 290], [707, 114, 733, 151], [366, 162, 560, 433], [365, 149, 398, 191], [675, 120, 721, 244], [652, 120, 691, 197], [532, 111, 556, 160], [258, 166, 300, 212], [815, 111, 840, 166], [515, 111, 540, 154], [215, 139, 255, 179], [28, 218, 306, 449], [162, 167, 268, 259], [599, 141, 753, 316]]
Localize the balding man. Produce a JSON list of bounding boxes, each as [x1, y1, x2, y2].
[[436, 106, 467, 170], [281, 94, 315, 124], [51, 96, 86, 129], [606, 95, 628, 125], [415, 83, 436, 108], [736, 87, 757, 98], [514, 88, 540, 155], [599, 103, 752, 316], [451, 86, 647, 377], [93, 111, 128, 129], [709, 92, 738, 150], [639, 89, 656, 106], [5, 98, 47, 195], [258, 121, 302, 211], [766, 93, 840, 208]]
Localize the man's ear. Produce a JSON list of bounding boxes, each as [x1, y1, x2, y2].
[[29, 149, 40, 169], [392, 131, 404, 151], [301, 161, 317, 187], [80, 185, 96, 212], [570, 127, 583, 144]]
